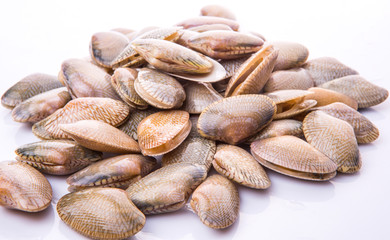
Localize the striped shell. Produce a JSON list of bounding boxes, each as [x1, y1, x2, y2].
[[272, 41, 309, 71], [118, 108, 160, 140]]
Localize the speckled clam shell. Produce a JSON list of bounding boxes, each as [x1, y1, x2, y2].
[[190, 174, 239, 229], [111, 68, 148, 109], [134, 68, 186, 109], [188, 23, 233, 32], [303, 111, 362, 173], [305, 87, 358, 110], [311, 102, 379, 144], [126, 163, 207, 214], [251, 136, 337, 181], [247, 119, 303, 143], [89, 31, 130, 68], [182, 82, 222, 114], [66, 154, 156, 192], [137, 110, 191, 156], [118, 108, 160, 141], [264, 68, 313, 92], [176, 16, 239, 31], [198, 94, 276, 145], [58, 58, 120, 100], [32, 97, 130, 139], [272, 41, 309, 71], [225, 44, 279, 97], [0, 161, 52, 212], [200, 5, 236, 20], [1, 73, 63, 109], [59, 120, 141, 154], [302, 57, 358, 86], [319, 75, 389, 108], [11, 87, 71, 123], [57, 188, 145, 240], [213, 145, 270, 189], [15, 140, 102, 175]]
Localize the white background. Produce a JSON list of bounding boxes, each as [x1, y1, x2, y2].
[[1, 0, 390, 239]]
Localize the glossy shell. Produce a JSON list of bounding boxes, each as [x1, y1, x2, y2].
[[182, 82, 222, 114], [272, 41, 309, 71]]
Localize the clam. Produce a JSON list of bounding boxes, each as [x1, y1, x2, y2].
[[251, 136, 338, 181], [200, 5, 236, 20], [32, 97, 130, 139], [126, 163, 207, 214], [110, 68, 148, 109], [15, 140, 102, 175], [182, 82, 222, 114], [302, 57, 358, 86], [264, 68, 313, 92], [58, 58, 120, 100], [0, 161, 52, 212], [225, 44, 279, 97], [118, 108, 160, 141], [11, 87, 71, 123], [137, 110, 191, 156], [188, 23, 233, 32], [187, 30, 264, 60], [1, 73, 63, 109], [67, 154, 157, 192], [305, 87, 358, 110], [190, 174, 239, 229], [134, 68, 186, 109], [319, 75, 389, 108], [271, 41, 309, 71], [213, 145, 271, 189], [198, 94, 276, 145], [219, 57, 249, 79], [246, 119, 303, 143], [311, 102, 379, 144], [176, 16, 239, 31], [57, 188, 145, 240], [59, 120, 141, 154], [303, 111, 361, 173]]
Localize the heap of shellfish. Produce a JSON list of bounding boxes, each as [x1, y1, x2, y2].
[[0, 4, 388, 239]]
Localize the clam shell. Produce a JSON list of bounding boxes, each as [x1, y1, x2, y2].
[[264, 68, 313, 92], [182, 82, 222, 114], [213, 145, 271, 189], [319, 75, 389, 108], [32, 97, 130, 139], [305, 87, 358, 110], [272, 41, 309, 71], [66, 154, 156, 192], [303, 111, 362, 173], [1, 73, 63, 109], [225, 44, 279, 96], [274, 99, 317, 120], [200, 5, 236, 20], [250, 136, 337, 181], [15, 140, 102, 175], [137, 110, 191, 156], [302, 57, 358, 86], [198, 94, 276, 145], [59, 120, 141, 154], [176, 29, 198, 48], [246, 119, 303, 143], [57, 188, 145, 240], [0, 161, 52, 212], [134, 68, 186, 109], [176, 16, 239, 31], [188, 23, 233, 32], [219, 57, 249, 79], [118, 108, 160, 141], [11, 87, 71, 123], [190, 174, 239, 229], [126, 163, 207, 214]]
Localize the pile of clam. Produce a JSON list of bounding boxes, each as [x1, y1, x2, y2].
[[1, 4, 388, 240]]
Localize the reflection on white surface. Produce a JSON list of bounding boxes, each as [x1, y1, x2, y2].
[[0, 0, 390, 239]]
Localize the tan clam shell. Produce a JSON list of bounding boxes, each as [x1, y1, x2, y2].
[[200, 5, 236, 20], [126, 163, 207, 214], [190, 174, 239, 229], [57, 188, 145, 240], [15, 140, 102, 175], [213, 145, 271, 189], [247, 119, 303, 143], [59, 120, 141, 154], [305, 87, 358, 110], [182, 82, 222, 114], [1, 73, 63, 109], [311, 102, 379, 143], [134, 68, 186, 109], [32, 97, 130, 139], [319, 75, 389, 108], [219, 57, 249, 79], [302, 57, 358, 86], [66, 154, 156, 192], [264, 68, 313, 92], [272, 41, 309, 71], [188, 23, 233, 32], [111, 68, 148, 109], [118, 108, 160, 141], [11, 87, 71, 123], [225, 44, 279, 97], [250, 136, 337, 181], [198, 94, 276, 145], [0, 161, 52, 212], [137, 110, 191, 156], [176, 16, 239, 31], [303, 111, 362, 173]]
